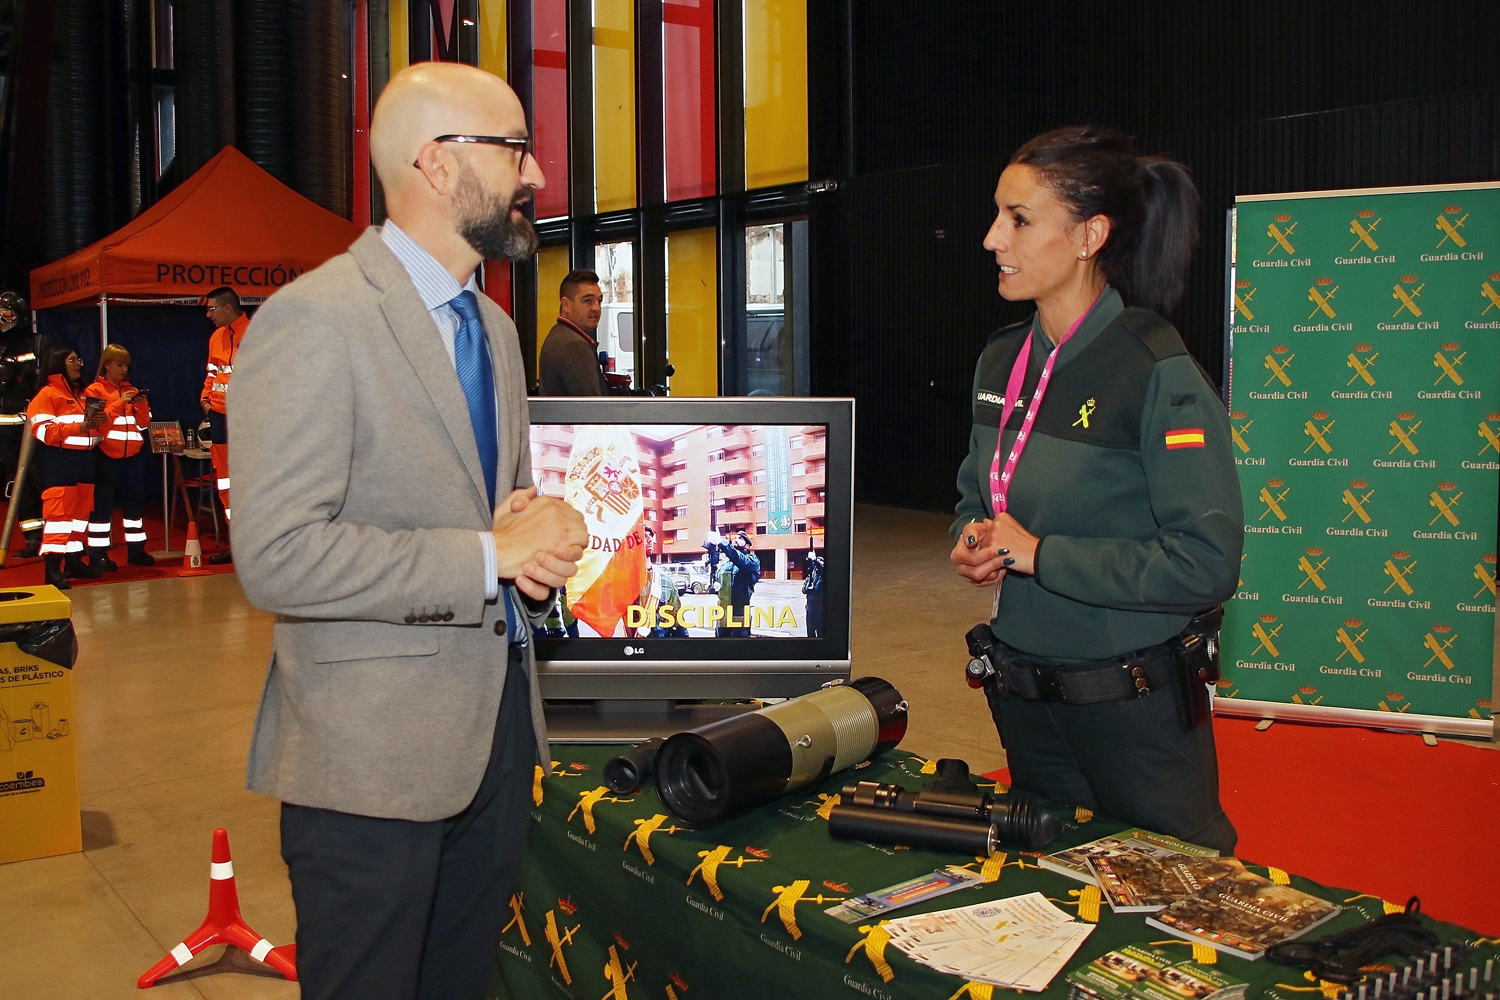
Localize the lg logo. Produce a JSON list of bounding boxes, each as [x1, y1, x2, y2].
[[622, 646, 645, 656]]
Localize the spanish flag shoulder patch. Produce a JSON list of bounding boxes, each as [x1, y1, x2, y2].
[[1165, 428, 1206, 450]]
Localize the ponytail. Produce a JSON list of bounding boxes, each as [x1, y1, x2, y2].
[[1010, 127, 1199, 314], [1130, 158, 1199, 314]]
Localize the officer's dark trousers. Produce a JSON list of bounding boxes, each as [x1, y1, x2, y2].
[[987, 685, 1238, 854], [280, 648, 536, 1000]]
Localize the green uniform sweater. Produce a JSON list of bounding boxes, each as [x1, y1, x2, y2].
[[951, 288, 1244, 660]]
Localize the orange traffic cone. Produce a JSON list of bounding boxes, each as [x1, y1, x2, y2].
[[178, 521, 211, 577], [137, 828, 297, 988]]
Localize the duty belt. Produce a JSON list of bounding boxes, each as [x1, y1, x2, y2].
[[979, 608, 1223, 707], [988, 643, 1172, 704]]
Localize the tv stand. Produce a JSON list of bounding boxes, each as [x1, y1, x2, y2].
[[543, 700, 759, 742]]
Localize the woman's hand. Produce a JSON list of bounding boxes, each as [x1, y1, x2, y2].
[[988, 513, 1041, 575], [950, 518, 1008, 588]]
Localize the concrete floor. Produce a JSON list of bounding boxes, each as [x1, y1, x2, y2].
[[0, 504, 1002, 999]]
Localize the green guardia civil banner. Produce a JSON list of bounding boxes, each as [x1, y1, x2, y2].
[[1221, 182, 1498, 737]]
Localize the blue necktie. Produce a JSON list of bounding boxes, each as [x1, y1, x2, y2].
[[449, 290, 498, 511]]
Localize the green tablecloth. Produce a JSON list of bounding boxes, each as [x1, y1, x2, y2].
[[492, 746, 1494, 1000]]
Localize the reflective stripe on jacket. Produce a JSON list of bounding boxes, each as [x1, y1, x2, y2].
[[85, 376, 151, 458], [202, 313, 249, 414], [27, 375, 101, 450]]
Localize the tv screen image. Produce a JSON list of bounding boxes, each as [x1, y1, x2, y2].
[[528, 421, 829, 640], [525, 398, 852, 713]]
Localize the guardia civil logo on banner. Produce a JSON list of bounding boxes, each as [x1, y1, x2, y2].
[[1221, 182, 1498, 737]]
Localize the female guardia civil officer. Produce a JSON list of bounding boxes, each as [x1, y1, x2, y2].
[[950, 127, 1243, 852]]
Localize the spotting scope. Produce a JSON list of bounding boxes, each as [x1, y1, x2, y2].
[[654, 677, 907, 825]]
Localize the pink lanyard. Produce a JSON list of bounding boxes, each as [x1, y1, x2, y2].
[[988, 302, 1097, 515]]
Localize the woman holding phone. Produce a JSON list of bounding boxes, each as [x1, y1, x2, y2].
[[26, 348, 105, 587], [84, 343, 155, 569]]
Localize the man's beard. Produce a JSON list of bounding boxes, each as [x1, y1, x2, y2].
[[454, 156, 539, 261]]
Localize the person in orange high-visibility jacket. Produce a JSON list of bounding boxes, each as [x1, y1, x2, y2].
[[84, 344, 155, 570], [26, 348, 105, 588], [201, 286, 247, 564]]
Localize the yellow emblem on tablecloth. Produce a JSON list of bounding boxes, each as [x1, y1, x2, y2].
[[568, 785, 634, 835], [503, 892, 531, 946], [687, 845, 762, 902], [623, 814, 681, 865], [544, 909, 580, 985], [761, 880, 846, 941], [846, 922, 896, 983], [601, 943, 637, 1000]]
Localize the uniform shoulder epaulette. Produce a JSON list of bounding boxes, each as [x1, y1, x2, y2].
[[984, 316, 1032, 347], [1117, 308, 1186, 361]]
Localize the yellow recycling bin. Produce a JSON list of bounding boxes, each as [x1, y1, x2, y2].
[[0, 585, 81, 864]]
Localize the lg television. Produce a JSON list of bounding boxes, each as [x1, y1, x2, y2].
[[527, 397, 854, 722]]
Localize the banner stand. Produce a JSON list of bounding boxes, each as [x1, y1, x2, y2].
[[1218, 181, 1497, 740]]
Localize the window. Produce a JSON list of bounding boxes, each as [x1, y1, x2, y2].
[[676, 506, 689, 519], [791, 462, 805, 477], [794, 520, 807, 533], [596, 241, 635, 383], [662, 0, 715, 200], [755, 523, 767, 534], [673, 482, 688, 496], [706, 427, 721, 438], [789, 434, 802, 449], [532, 0, 569, 219], [754, 496, 766, 509], [644, 487, 656, 499], [646, 508, 658, 520], [751, 444, 764, 457], [793, 490, 806, 505], [707, 450, 725, 462], [751, 470, 766, 483]]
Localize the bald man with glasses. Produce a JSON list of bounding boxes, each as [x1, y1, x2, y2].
[[229, 63, 587, 1000]]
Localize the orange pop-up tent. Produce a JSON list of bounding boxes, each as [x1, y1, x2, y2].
[[31, 146, 360, 309]]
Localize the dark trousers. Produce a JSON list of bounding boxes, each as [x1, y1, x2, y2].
[[987, 682, 1238, 853], [89, 451, 147, 544], [280, 648, 537, 1000]]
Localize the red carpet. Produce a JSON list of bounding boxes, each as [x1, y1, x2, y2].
[[0, 503, 233, 588], [986, 716, 1499, 935]]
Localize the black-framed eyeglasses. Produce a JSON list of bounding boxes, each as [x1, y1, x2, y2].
[[414, 134, 533, 171]]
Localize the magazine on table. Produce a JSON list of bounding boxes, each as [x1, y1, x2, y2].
[[1067, 943, 1248, 1000], [1144, 870, 1341, 961], [1087, 853, 1246, 913], [1040, 829, 1219, 885]]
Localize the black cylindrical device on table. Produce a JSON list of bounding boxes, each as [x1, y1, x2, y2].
[[603, 737, 666, 794], [654, 677, 908, 825], [829, 758, 1064, 850], [827, 806, 998, 854]]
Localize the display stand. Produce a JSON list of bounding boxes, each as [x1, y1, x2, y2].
[[147, 421, 187, 560]]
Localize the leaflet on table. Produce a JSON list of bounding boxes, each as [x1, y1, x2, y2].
[[1041, 829, 1219, 884], [883, 892, 1094, 991], [824, 866, 987, 924]]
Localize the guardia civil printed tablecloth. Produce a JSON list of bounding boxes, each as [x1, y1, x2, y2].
[[491, 746, 1495, 1000]]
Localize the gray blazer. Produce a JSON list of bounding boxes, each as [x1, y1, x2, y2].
[[231, 228, 549, 822]]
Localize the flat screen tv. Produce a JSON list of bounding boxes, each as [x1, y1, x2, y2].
[[527, 397, 854, 702]]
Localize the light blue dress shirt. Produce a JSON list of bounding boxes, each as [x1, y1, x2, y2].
[[380, 222, 515, 623]]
